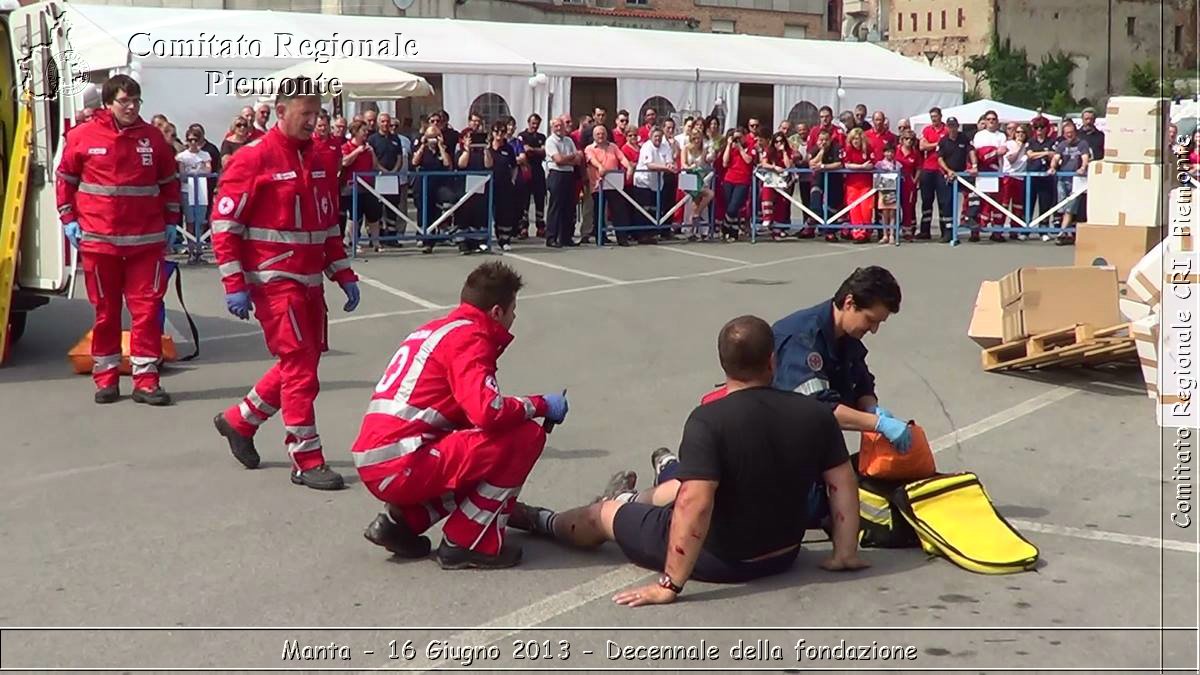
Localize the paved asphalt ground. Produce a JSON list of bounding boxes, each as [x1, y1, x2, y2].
[[1, 236, 1197, 672]]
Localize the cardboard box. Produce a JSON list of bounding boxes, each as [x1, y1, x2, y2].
[[1085, 162, 1162, 226], [1074, 224, 1160, 281], [1130, 315, 1158, 401], [1127, 191, 1198, 312], [1103, 96, 1166, 164], [967, 280, 1003, 348], [998, 266, 1121, 342]]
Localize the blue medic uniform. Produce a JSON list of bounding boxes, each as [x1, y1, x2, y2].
[[772, 298, 876, 410]]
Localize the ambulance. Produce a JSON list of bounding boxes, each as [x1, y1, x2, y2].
[[0, 0, 94, 360]]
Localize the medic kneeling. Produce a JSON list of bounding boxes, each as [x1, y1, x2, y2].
[[351, 262, 568, 570]]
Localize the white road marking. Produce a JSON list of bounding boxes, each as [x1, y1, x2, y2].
[[1009, 519, 1199, 554], [203, 246, 884, 344], [656, 246, 750, 265], [356, 273, 441, 309], [400, 566, 651, 673], [504, 253, 626, 285], [16, 462, 125, 487], [930, 386, 1081, 454]]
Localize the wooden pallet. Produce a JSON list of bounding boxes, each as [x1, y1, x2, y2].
[[983, 323, 1137, 372]]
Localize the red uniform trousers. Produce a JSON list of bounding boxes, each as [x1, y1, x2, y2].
[[80, 249, 164, 392], [760, 185, 791, 226], [367, 421, 546, 555], [222, 284, 328, 472], [999, 176, 1026, 226], [900, 176, 917, 231], [845, 178, 875, 241]]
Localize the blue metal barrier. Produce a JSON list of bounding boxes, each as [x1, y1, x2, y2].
[[180, 172, 218, 264], [750, 168, 903, 244], [595, 168, 717, 245], [947, 170, 1083, 245], [349, 170, 495, 254]]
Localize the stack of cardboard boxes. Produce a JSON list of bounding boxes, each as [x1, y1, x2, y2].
[[1073, 96, 1165, 282], [968, 266, 1121, 349]]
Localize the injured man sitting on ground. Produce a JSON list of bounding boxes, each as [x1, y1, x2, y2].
[[511, 314, 868, 607]]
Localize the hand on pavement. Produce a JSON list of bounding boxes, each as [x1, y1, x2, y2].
[[341, 281, 361, 312], [225, 290, 252, 320], [612, 582, 677, 608], [875, 415, 912, 453], [63, 221, 81, 249], [820, 554, 872, 572], [544, 392, 568, 424]]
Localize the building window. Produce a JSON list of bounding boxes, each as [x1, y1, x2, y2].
[[911, 13, 917, 31], [639, 96, 677, 126], [711, 18, 735, 33], [957, 8, 964, 27], [626, 0, 648, 5], [827, 0, 838, 33], [787, 101, 819, 128], [469, 93, 511, 127], [1126, 17, 1135, 36], [926, 12, 931, 31], [784, 24, 808, 38], [896, 12, 902, 31], [1176, 25, 1184, 52], [940, 9, 946, 29]]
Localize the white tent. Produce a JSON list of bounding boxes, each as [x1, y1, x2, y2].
[[58, 3, 962, 136], [254, 58, 433, 101], [908, 99, 1061, 129]]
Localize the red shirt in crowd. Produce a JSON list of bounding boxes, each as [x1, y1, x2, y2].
[[865, 128, 898, 162], [314, 133, 342, 155], [637, 124, 654, 144], [843, 145, 873, 190], [723, 137, 759, 186], [612, 128, 628, 148], [620, 142, 640, 187], [896, 145, 920, 181], [341, 140, 375, 186], [920, 123, 948, 171], [806, 124, 846, 155]]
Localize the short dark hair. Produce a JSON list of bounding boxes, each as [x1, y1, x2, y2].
[[833, 266, 901, 314], [528, 113, 542, 123], [187, 123, 205, 135], [102, 75, 140, 106], [929, 106, 943, 115], [617, 109, 630, 118], [819, 105, 833, 115], [274, 77, 321, 106], [717, 315, 774, 381], [461, 262, 524, 311], [318, 111, 331, 123]]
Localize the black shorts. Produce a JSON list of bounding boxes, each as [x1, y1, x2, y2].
[[612, 502, 799, 584], [341, 191, 383, 222]]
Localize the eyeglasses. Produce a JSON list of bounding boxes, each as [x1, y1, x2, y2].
[[234, 122, 247, 128], [186, 137, 201, 143], [113, 97, 142, 108], [985, 117, 998, 122]]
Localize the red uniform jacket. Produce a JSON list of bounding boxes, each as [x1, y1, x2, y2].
[[351, 303, 550, 482], [865, 129, 898, 163], [211, 127, 356, 295], [55, 108, 181, 255]]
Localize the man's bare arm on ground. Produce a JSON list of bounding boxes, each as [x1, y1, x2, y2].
[[821, 461, 870, 571]]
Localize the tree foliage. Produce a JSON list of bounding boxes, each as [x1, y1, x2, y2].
[[966, 32, 1078, 112]]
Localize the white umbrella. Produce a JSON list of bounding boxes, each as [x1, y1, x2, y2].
[[250, 57, 434, 101]]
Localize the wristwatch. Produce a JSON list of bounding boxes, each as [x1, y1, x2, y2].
[[658, 574, 683, 594]]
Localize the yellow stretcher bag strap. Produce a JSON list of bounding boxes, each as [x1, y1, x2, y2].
[[894, 472, 1039, 574]]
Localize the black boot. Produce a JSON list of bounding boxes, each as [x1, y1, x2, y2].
[[94, 386, 120, 404], [364, 512, 432, 558], [131, 386, 172, 406], [435, 538, 523, 570], [290, 464, 345, 490], [213, 413, 260, 469]]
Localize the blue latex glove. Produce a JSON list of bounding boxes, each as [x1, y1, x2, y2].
[[875, 415, 913, 454], [165, 224, 178, 251], [225, 290, 252, 320], [341, 281, 360, 312], [544, 392, 569, 424], [871, 404, 894, 420], [63, 221, 81, 249]]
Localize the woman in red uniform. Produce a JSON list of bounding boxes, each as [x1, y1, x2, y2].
[[895, 130, 921, 240], [842, 128, 875, 242]]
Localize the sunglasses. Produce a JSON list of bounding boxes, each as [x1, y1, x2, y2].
[[234, 122, 247, 128]]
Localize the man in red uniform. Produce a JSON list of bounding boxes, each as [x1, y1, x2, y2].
[[864, 111, 897, 162], [918, 107, 950, 240], [210, 77, 361, 491], [354, 262, 568, 569], [56, 75, 180, 405]]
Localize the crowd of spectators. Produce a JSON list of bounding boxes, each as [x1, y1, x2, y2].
[[104, 97, 1200, 256]]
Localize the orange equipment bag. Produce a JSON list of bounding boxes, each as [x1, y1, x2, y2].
[[858, 421, 936, 481], [68, 331, 178, 375]]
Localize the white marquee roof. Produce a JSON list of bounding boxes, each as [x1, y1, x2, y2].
[[64, 3, 962, 90]]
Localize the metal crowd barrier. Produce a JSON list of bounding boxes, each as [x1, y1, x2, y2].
[[947, 170, 1085, 245], [751, 167, 903, 244], [349, 170, 495, 254], [178, 172, 219, 264], [595, 167, 717, 245]]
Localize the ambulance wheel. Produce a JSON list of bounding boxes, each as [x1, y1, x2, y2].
[[9, 311, 27, 344]]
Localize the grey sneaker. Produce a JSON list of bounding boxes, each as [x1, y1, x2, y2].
[[593, 470, 637, 503], [650, 447, 678, 476]]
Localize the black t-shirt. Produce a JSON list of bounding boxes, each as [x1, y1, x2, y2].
[[519, 131, 547, 172], [367, 132, 404, 170], [937, 134, 972, 171], [673, 386, 849, 561], [1026, 137, 1055, 172], [490, 143, 516, 185]]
